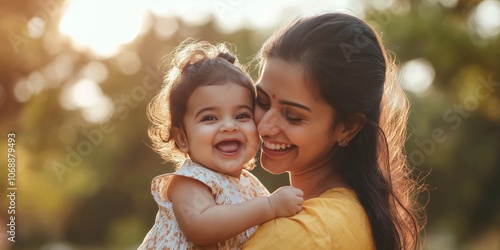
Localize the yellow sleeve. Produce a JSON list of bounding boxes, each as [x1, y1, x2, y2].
[[243, 215, 331, 249], [243, 189, 374, 250]]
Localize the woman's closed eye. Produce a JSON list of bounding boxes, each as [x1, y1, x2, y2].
[[256, 96, 270, 110], [283, 110, 304, 123]]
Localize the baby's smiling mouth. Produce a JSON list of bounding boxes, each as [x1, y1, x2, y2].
[[215, 140, 242, 153]]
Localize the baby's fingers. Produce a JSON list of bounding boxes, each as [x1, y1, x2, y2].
[[295, 188, 304, 197], [297, 197, 304, 206]]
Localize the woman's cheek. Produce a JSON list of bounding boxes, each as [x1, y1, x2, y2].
[[254, 106, 265, 126]]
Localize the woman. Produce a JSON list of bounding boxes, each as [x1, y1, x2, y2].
[[244, 13, 425, 249]]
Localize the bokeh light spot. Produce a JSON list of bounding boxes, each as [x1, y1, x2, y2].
[[401, 58, 435, 95], [81, 61, 109, 84], [14, 79, 31, 102], [468, 0, 500, 39], [59, 79, 114, 123], [116, 51, 141, 75], [27, 16, 46, 39]]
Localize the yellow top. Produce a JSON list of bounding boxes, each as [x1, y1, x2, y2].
[[244, 188, 375, 250]]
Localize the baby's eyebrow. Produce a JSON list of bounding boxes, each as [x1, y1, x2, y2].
[[237, 105, 253, 112], [194, 107, 216, 118]]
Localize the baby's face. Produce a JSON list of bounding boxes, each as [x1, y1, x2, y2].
[[180, 83, 259, 177]]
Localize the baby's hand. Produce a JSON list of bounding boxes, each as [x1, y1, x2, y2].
[[268, 186, 304, 217]]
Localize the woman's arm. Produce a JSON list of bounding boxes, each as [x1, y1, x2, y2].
[[168, 175, 303, 246]]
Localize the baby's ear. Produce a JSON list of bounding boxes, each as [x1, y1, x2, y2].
[[173, 127, 189, 153]]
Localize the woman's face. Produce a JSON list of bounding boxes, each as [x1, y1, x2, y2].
[[255, 58, 342, 175]]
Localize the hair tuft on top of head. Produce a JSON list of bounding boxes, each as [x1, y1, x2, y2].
[[217, 52, 236, 64]]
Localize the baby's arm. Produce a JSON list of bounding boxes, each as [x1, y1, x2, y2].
[[168, 175, 303, 246]]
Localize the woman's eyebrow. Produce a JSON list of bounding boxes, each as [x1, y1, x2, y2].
[[257, 84, 311, 111], [279, 100, 311, 112], [257, 85, 311, 112]]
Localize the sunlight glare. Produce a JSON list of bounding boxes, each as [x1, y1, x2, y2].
[[59, 0, 145, 57]]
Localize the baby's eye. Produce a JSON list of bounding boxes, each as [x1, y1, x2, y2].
[[236, 112, 252, 119], [200, 115, 217, 122]]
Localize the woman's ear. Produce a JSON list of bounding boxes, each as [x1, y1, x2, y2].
[[339, 113, 366, 146], [173, 127, 189, 153]]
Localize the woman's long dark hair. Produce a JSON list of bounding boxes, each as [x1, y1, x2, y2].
[[259, 13, 426, 249]]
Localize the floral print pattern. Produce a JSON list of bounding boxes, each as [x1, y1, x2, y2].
[[139, 159, 270, 250]]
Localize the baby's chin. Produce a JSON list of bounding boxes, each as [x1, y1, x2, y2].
[[212, 159, 247, 177]]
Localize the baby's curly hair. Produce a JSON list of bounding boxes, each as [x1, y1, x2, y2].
[[147, 39, 256, 169]]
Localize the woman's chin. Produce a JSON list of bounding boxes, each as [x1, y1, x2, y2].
[[260, 157, 287, 174], [264, 168, 286, 175]]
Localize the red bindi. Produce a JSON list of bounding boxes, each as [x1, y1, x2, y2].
[[272, 94, 276, 99]]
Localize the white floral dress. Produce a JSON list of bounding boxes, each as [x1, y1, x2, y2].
[[138, 159, 270, 250]]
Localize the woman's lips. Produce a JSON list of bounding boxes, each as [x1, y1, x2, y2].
[[261, 141, 296, 157]]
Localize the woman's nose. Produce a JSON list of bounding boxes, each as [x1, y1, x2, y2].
[[257, 108, 282, 136]]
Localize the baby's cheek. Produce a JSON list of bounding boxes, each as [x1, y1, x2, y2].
[[242, 121, 259, 143], [247, 126, 260, 147]]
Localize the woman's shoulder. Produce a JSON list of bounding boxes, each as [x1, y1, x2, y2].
[[307, 188, 370, 228], [244, 188, 374, 249], [312, 187, 364, 212], [298, 188, 370, 229]]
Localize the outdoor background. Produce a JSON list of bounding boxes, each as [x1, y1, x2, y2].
[[1, 0, 499, 249]]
